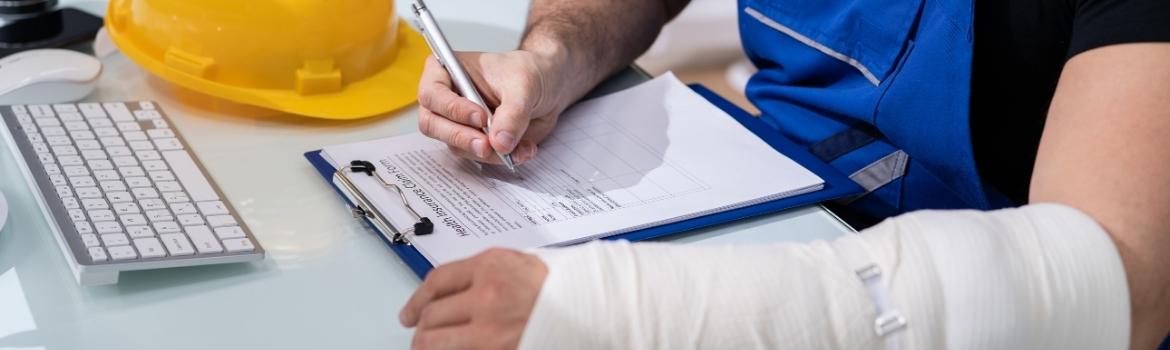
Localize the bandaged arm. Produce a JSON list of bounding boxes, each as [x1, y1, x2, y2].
[[518, 204, 1131, 349]]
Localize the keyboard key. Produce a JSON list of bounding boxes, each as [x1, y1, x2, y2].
[[101, 233, 130, 246], [135, 110, 162, 120], [139, 101, 156, 110], [132, 187, 159, 199], [120, 166, 145, 177], [94, 127, 118, 137], [100, 137, 126, 147], [108, 191, 133, 203], [80, 103, 106, 117], [142, 160, 168, 171], [11, 105, 27, 113], [121, 214, 148, 226], [149, 170, 175, 182], [154, 221, 181, 233], [171, 202, 197, 214], [107, 146, 132, 157], [77, 187, 102, 199], [152, 119, 169, 129], [159, 233, 195, 256], [163, 150, 219, 202], [103, 103, 133, 121], [88, 159, 114, 170], [82, 149, 108, 160], [126, 176, 151, 188], [59, 155, 83, 166], [177, 214, 204, 226], [76, 139, 102, 150], [88, 209, 115, 222], [68, 208, 87, 221], [154, 138, 183, 151], [140, 198, 167, 211], [56, 185, 73, 198], [146, 209, 173, 222], [88, 247, 108, 262], [127, 225, 155, 238], [49, 174, 68, 186], [156, 181, 182, 192], [108, 245, 138, 261], [122, 130, 147, 141], [186, 225, 223, 254], [36, 118, 61, 127], [100, 180, 127, 192], [38, 153, 55, 164], [137, 150, 161, 161], [117, 122, 141, 132], [64, 166, 88, 177], [52, 145, 78, 156], [113, 202, 140, 215], [64, 121, 89, 131], [214, 226, 246, 239], [47, 136, 72, 146], [134, 238, 167, 258], [206, 215, 237, 228], [223, 238, 256, 253], [82, 198, 108, 210], [147, 128, 174, 139], [59, 112, 83, 122], [69, 175, 95, 188], [95, 221, 122, 234], [163, 192, 189, 203], [113, 156, 138, 167], [75, 221, 93, 234], [44, 164, 61, 175], [81, 234, 101, 247], [129, 140, 154, 151], [70, 130, 95, 140], [61, 197, 79, 209], [197, 201, 229, 215]]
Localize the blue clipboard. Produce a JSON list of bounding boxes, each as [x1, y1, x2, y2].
[[303, 84, 863, 279]]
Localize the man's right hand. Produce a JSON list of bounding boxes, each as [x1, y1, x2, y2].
[[417, 50, 572, 166]]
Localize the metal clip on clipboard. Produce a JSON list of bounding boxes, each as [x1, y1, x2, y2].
[[334, 160, 434, 245]]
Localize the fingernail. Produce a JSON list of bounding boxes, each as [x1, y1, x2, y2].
[[470, 112, 483, 126], [519, 144, 537, 163], [471, 138, 488, 158], [495, 131, 517, 152], [399, 310, 410, 326]]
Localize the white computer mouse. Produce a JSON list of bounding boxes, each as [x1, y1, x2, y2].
[[0, 49, 102, 105]]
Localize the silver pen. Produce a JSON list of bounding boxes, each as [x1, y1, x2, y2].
[[411, 0, 518, 173]]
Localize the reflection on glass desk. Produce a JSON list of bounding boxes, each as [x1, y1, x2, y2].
[[0, 1, 853, 349]]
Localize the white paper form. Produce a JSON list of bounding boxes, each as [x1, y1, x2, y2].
[[322, 73, 823, 265]]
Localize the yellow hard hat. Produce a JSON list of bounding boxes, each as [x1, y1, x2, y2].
[[105, 0, 429, 119]]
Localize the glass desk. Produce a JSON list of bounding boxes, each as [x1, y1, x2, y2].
[[0, 1, 852, 348]]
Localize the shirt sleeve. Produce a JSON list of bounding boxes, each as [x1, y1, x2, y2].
[[1069, 0, 1170, 58]]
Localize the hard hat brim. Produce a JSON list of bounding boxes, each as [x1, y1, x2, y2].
[[108, 20, 430, 120]]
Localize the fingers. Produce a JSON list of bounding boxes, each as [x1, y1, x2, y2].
[[400, 258, 477, 327], [415, 291, 477, 330], [419, 107, 493, 159], [411, 326, 480, 350], [447, 140, 539, 166], [418, 57, 488, 128], [487, 102, 531, 154]]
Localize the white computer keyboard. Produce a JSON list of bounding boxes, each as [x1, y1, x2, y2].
[[0, 102, 263, 285]]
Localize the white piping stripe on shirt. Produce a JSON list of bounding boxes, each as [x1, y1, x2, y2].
[[744, 7, 883, 86]]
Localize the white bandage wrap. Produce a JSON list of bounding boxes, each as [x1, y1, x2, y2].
[[518, 204, 1131, 349]]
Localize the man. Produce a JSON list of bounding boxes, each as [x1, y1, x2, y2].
[[399, 0, 1170, 348]]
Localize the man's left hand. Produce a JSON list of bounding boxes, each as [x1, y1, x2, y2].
[[400, 248, 548, 350]]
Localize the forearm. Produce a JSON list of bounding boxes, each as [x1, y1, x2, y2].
[[1031, 43, 1170, 349], [519, 0, 688, 105], [520, 205, 1130, 349]]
